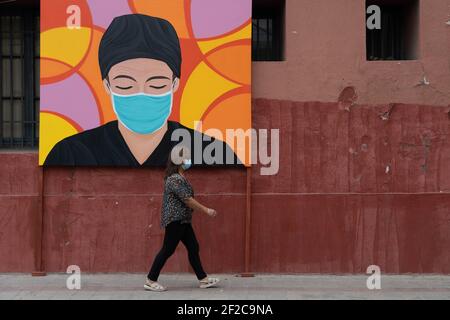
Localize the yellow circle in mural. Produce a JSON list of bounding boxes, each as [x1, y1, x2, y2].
[[39, 112, 80, 165], [41, 27, 92, 71]]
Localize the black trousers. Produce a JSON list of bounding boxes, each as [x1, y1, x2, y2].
[[148, 221, 207, 281]]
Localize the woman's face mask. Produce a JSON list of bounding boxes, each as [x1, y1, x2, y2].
[[181, 159, 192, 171], [109, 83, 174, 135]]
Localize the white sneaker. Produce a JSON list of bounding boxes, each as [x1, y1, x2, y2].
[[144, 279, 167, 292], [199, 277, 220, 289]]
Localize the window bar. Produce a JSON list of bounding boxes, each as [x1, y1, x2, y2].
[[275, 13, 281, 61], [266, 19, 269, 61], [21, 16, 25, 148], [370, 26, 374, 60], [260, 19, 265, 61], [9, 16, 13, 147], [0, 17, 3, 146], [392, 13, 396, 60], [259, 19, 263, 61], [256, 19, 260, 61], [33, 13, 38, 147], [23, 12, 32, 148], [380, 12, 385, 59], [31, 14, 36, 148], [269, 19, 273, 61], [398, 15, 404, 59], [389, 12, 392, 59], [253, 19, 255, 60]]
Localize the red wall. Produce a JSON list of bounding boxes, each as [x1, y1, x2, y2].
[[251, 100, 450, 273], [1, 99, 449, 274]]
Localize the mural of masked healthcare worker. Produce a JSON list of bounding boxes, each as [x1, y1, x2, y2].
[[44, 14, 241, 167]]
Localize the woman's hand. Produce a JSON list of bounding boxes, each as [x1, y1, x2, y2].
[[185, 198, 218, 217], [206, 208, 218, 218]]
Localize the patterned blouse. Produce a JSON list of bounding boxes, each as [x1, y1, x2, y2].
[[160, 173, 194, 228]]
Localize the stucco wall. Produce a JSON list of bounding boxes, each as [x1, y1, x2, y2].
[[253, 0, 450, 106], [1, 100, 449, 273]]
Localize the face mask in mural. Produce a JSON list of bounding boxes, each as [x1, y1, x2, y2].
[[109, 84, 174, 135]]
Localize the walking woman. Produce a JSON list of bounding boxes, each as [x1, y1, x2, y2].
[[145, 147, 220, 292]]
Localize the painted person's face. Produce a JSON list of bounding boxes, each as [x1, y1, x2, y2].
[[103, 58, 180, 95]]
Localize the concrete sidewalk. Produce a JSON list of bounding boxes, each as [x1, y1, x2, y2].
[[1, 274, 450, 300]]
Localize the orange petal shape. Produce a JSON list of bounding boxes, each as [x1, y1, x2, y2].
[[129, 0, 190, 39], [202, 93, 252, 166], [205, 42, 251, 86]]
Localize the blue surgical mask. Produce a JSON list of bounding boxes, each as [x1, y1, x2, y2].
[[182, 159, 192, 171], [110, 87, 173, 135]]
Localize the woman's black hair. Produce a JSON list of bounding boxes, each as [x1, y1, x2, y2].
[[99, 14, 182, 80], [164, 146, 186, 180], [165, 157, 180, 180]]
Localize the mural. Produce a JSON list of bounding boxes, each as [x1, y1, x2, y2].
[[40, 0, 252, 167]]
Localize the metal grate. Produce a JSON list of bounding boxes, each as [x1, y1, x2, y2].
[[0, 10, 39, 149], [366, 1, 419, 61], [252, 0, 285, 61]]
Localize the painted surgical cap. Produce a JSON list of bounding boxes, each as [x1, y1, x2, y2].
[[99, 14, 182, 80]]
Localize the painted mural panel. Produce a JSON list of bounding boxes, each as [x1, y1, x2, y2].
[[40, 0, 252, 167]]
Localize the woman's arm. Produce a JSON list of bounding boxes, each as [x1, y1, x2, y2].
[[184, 197, 217, 217]]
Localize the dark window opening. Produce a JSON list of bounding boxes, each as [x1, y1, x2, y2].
[[0, 1, 39, 149], [252, 0, 285, 61], [366, 0, 419, 61]]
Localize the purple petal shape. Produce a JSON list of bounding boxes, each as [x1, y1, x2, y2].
[[41, 72, 101, 130], [191, 0, 252, 39]]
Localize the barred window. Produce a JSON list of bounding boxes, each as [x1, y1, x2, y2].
[[366, 0, 419, 61], [0, 9, 39, 149], [252, 0, 285, 61]]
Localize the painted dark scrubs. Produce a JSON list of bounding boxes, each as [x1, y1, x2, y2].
[[44, 121, 241, 167]]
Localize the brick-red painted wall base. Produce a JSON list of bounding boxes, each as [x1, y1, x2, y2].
[[1, 100, 449, 273]]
